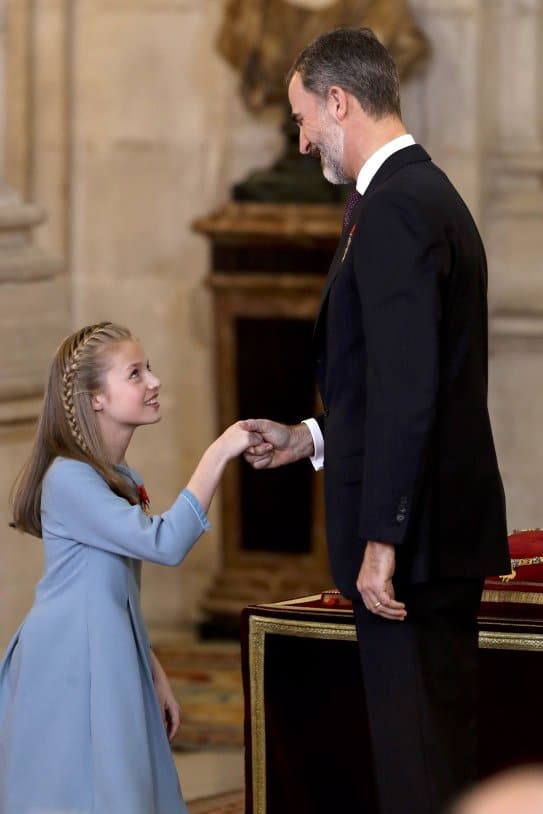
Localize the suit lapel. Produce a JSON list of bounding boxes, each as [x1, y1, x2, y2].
[[312, 145, 432, 349]]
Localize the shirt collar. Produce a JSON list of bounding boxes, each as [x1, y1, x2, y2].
[[356, 134, 416, 195]]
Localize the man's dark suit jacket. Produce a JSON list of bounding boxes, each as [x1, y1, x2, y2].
[[314, 144, 510, 599]]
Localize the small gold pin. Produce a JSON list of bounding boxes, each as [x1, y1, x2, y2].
[[341, 223, 357, 263]]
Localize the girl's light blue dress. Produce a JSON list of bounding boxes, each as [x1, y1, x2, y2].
[[0, 457, 210, 814]]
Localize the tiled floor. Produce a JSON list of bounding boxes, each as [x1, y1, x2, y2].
[[173, 749, 244, 802]]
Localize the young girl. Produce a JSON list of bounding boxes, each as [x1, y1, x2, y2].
[[0, 321, 262, 814]]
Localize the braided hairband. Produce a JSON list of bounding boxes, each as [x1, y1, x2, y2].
[[61, 324, 109, 454]]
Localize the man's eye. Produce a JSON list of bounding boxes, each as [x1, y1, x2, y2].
[[146, 362, 152, 371]]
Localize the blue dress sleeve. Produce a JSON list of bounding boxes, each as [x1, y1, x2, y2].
[[41, 458, 210, 566]]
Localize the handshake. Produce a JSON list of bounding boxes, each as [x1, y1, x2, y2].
[[187, 417, 315, 525], [220, 418, 315, 469]]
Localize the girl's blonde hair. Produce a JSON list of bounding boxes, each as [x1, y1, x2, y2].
[[11, 322, 141, 537]]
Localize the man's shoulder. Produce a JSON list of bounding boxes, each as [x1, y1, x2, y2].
[[386, 151, 449, 189], [360, 182, 428, 225], [365, 155, 464, 220]]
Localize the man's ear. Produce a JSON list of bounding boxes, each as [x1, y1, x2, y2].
[[327, 85, 348, 122], [91, 393, 104, 412]]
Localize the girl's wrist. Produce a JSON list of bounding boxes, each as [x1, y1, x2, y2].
[[208, 434, 232, 471]]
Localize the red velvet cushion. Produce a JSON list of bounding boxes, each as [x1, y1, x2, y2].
[[483, 529, 543, 605]]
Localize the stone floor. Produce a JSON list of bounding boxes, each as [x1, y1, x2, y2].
[[173, 748, 244, 803], [150, 625, 245, 803]]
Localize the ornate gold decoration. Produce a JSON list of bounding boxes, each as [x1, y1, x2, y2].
[[478, 630, 543, 652], [482, 589, 543, 605], [497, 528, 543, 583], [498, 560, 543, 583], [248, 615, 357, 813]]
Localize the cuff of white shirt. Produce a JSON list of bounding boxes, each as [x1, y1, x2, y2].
[[302, 418, 325, 471]]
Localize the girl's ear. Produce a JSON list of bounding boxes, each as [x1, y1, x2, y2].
[[91, 393, 104, 412]]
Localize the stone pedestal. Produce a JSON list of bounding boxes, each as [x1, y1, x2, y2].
[[193, 202, 342, 633]]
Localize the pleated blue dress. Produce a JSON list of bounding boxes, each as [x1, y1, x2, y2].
[[0, 457, 210, 814]]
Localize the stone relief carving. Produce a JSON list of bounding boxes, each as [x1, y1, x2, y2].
[[217, 0, 429, 201], [218, 0, 429, 112]]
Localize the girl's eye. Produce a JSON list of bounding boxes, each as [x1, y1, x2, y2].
[[130, 368, 140, 379]]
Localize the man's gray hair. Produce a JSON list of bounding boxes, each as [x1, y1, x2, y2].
[[287, 27, 401, 120]]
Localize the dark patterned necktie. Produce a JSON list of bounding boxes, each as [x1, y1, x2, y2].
[[343, 188, 362, 230]]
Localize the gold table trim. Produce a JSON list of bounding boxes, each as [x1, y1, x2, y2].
[[248, 613, 543, 814]]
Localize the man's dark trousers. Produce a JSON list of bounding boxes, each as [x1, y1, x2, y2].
[[353, 578, 483, 814]]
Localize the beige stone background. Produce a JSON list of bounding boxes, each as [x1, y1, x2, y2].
[[1, 0, 542, 650]]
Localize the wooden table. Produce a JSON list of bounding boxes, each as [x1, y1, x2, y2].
[[241, 595, 543, 814]]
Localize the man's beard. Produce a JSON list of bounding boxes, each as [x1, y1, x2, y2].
[[314, 122, 349, 185]]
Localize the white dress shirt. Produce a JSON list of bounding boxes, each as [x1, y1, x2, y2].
[[302, 134, 416, 470]]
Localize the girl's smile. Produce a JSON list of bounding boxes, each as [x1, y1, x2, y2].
[[91, 340, 162, 462]]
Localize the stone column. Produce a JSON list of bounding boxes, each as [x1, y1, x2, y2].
[[0, 0, 65, 418], [0, 0, 67, 649], [404, 0, 543, 533], [483, 0, 543, 531]]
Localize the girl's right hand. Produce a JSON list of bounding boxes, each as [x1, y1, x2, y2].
[[218, 421, 266, 460], [186, 421, 270, 514]]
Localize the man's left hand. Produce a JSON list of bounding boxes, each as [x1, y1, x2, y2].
[[356, 541, 407, 621]]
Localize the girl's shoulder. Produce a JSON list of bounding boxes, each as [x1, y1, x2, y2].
[[45, 457, 144, 493], [41, 458, 106, 518], [44, 457, 103, 496], [47, 456, 96, 479]]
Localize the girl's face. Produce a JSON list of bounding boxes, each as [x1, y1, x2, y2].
[[92, 340, 161, 431]]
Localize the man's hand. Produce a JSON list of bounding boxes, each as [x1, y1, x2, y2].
[[356, 541, 407, 621], [243, 419, 314, 469]]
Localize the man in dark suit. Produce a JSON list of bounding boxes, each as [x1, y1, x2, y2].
[[244, 27, 510, 814]]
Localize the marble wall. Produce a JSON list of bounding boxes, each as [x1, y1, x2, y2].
[[1, 0, 542, 649]]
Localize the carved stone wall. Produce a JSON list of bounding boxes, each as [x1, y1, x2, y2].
[[0, 0, 67, 649], [403, 0, 543, 532], [1, 0, 541, 649], [481, 0, 543, 530]]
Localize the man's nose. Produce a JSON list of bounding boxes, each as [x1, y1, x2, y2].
[[299, 130, 311, 155]]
